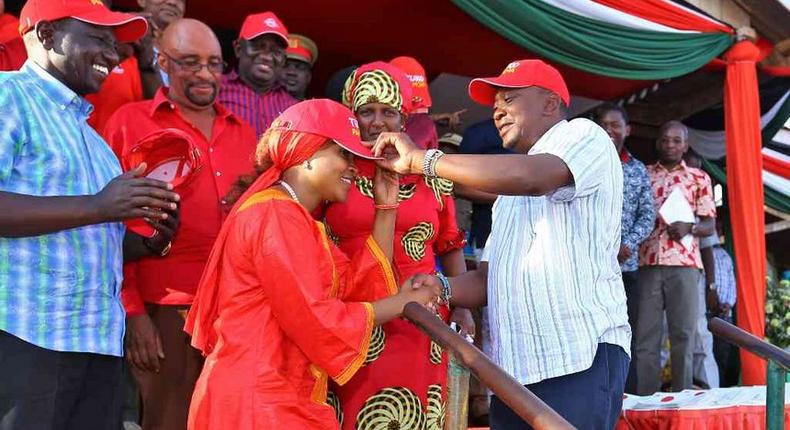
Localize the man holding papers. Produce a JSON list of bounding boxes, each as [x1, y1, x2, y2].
[[635, 121, 716, 395]]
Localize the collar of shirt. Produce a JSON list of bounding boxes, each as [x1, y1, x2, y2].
[[22, 60, 93, 118], [619, 148, 631, 164], [148, 87, 242, 125], [653, 159, 689, 173]]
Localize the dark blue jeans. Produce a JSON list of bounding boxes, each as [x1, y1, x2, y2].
[[490, 343, 629, 430]]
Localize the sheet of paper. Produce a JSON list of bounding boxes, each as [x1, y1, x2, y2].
[[658, 187, 695, 249]]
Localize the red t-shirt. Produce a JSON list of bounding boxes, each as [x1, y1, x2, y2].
[[103, 88, 258, 314], [86, 57, 143, 132]]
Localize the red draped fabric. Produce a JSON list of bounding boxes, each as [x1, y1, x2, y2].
[[763, 153, 790, 180], [724, 41, 767, 386], [592, 0, 734, 33]]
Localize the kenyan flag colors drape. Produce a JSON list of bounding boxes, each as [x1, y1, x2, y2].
[[453, 0, 770, 384]]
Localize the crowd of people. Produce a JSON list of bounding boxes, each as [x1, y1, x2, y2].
[[0, 0, 740, 429]]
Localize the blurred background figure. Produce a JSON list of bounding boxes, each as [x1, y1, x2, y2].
[[281, 33, 316, 100]]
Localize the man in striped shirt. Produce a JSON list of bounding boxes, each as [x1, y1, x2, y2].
[[375, 59, 631, 429], [219, 11, 297, 137], [0, 0, 180, 428]]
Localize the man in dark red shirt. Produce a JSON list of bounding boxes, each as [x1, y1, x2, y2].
[[219, 11, 297, 137], [103, 18, 257, 429]]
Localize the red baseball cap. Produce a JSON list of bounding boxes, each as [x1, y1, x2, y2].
[[270, 99, 381, 160], [19, 0, 147, 43], [468, 59, 570, 106], [121, 128, 203, 238], [238, 11, 288, 45], [390, 56, 432, 111]]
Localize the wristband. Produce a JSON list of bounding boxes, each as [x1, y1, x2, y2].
[[422, 149, 444, 178], [437, 273, 452, 305]]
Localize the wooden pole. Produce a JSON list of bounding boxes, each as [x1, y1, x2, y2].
[[403, 303, 575, 430]]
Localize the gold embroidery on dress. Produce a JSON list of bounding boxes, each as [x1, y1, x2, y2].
[[429, 340, 443, 365], [424, 177, 454, 209], [355, 176, 416, 202], [327, 390, 344, 426], [323, 219, 340, 246], [355, 387, 425, 430], [425, 384, 446, 430], [364, 325, 385, 365], [401, 222, 435, 261]]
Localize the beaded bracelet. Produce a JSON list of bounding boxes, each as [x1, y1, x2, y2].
[[374, 203, 399, 210], [436, 273, 452, 305], [422, 149, 445, 178]]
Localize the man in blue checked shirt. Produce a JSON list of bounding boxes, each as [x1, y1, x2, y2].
[[0, 0, 181, 428], [594, 103, 655, 394]]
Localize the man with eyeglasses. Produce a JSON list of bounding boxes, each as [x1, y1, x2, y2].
[[103, 18, 258, 429], [219, 11, 297, 136]]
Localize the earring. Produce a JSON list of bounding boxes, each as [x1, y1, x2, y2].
[[400, 125, 406, 132], [304, 161, 313, 170]]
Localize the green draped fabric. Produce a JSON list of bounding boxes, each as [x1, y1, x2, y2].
[[702, 159, 790, 214], [452, 0, 733, 80]]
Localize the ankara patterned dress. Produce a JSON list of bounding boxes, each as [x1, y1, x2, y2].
[[323, 62, 466, 430]]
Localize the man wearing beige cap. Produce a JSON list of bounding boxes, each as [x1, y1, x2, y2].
[[0, 0, 180, 428], [375, 59, 630, 429], [280, 33, 316, 100]]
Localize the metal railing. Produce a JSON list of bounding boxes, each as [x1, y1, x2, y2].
[[708, 317, 790, 430], [403, 302, 575, 429]]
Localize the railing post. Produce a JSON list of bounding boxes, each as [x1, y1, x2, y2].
[[766, 360, 786, 430]]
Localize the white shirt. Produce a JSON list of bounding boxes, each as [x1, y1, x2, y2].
[[482, 118, 631, 385]]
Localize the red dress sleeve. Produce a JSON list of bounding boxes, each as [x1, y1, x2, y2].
[[249, 202, 386, 385], [330, 233, 399, 302], [433, 194, 466, 255]]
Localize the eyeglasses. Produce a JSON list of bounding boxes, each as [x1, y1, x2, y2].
[[239, 40, 285, 63], [162, 51, 226, 74]]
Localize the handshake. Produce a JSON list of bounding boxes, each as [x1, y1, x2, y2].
[[395, 274, 451, 314]]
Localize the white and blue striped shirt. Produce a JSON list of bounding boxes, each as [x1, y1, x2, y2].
[[482, 119, 631, 385], [0, 62, 125, 356]]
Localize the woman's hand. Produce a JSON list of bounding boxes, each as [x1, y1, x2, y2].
[[399, 274, 442, 312], [373, 132, 424, 176], [373, 165, 399, 206]]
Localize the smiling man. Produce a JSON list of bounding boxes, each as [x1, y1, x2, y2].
[[219, 11, 297, 136], [103, 18, 257, 430], [372, 59, 631, 429], [0, 0, 183, 428]]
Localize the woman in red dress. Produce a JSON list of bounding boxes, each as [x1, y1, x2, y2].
[[323, 62, 471, 430], [184, 99, 440, 430]]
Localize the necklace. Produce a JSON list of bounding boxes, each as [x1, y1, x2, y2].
[[277, 180, 300, 203]]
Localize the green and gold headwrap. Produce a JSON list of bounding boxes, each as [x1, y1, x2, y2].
[[342, 62, 408, 113]]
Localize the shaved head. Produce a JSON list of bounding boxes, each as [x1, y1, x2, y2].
[[158, 19, 224, 110], [160, 18, 221, 57]]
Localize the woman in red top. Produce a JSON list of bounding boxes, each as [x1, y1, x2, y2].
[[184, 99, 440, 430], [323, 62, 470, 430]]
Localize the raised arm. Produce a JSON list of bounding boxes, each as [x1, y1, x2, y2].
[[372, 132, 572, 197]]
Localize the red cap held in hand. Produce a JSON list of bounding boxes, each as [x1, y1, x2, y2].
[[19, 0, 147, 43], [468, 59, 570, 106], [121, 128, 202, 238]]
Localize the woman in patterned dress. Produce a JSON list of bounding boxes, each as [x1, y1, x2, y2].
[[322, 62, 472, 430]]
